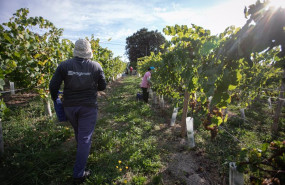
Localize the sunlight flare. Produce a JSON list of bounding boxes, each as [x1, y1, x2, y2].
[[269, 0, 285, 8]]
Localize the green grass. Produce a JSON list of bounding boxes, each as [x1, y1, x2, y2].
[[87, 76, 163, 184], [0, 76, 164, 185], [0, 96, 74, 185], [1, 76, 284, 184]]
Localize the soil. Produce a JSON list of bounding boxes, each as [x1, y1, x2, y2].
[[1, 92, 38, 107]]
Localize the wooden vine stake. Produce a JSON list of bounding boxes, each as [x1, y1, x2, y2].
[[240, 108, 245, 122], [44, 99, 52, 117], [267, 97, 272, 109], [0, 118, 4, 155], [181, 90, 190, 137], [153, 92, 157, 105], [149, 88, 153, 99], [159, 95, 164, 109], [229, 162, 244, 185], [186, 117, 195, 148], [9, 82, 15, 95], [272, 68, 285, 134], [170, 107, 179, 126]]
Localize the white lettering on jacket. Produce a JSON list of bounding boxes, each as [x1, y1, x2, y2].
[[68, 71, 91, 76]]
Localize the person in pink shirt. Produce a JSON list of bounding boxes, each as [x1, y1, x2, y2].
[[129, 66, 133, 75], [140, 67, 154, 103]]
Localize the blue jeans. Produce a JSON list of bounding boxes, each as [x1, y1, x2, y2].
[[64, 106, 98, 178]]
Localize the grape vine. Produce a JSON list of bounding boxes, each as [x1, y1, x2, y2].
[[138, 0, 285, 183]]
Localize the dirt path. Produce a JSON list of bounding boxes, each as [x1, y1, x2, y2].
[[150, 112, 221, 185], [97, 76, 221, 185]]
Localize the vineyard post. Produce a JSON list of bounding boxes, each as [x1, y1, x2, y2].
[[240, 108, 245, 122], [149, 88, 153, 99], [272, 68, 285, 134], [229, 162, 244, 185], [170, 107, 179, 126], [222, 108, 228, 120], [159, 95, 164, 109], [9, 82, 15, 95], [153, 92, 157, 105], [181, 90, 190, 137], [0, 118, 4, 155], [267, 97, 272, 109], [44, 99, 52, 117]]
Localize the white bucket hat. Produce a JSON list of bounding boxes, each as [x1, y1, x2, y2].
[[73, 39, 93, 59]]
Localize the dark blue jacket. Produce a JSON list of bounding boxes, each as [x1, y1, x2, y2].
[[49, 57, 106, 107]]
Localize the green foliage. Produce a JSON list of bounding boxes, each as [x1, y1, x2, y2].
[[0, 99, 8, 119], [237, 140, 285, 184], [0, 8, 126, 105], [195, 97, 284, 184], [0, 8, 64, 99], [88, 35, 127, 82], [132, 175, 147, 184], [0, 96, 73, 184], [137, 0, 285, 138]]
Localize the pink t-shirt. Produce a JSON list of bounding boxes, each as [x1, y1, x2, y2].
[[140, 71, 151, 88]]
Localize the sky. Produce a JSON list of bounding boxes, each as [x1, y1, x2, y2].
[[0, 0, 284, 62]]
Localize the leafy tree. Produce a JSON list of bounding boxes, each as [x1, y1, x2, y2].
[[125, 28, 166, 69]]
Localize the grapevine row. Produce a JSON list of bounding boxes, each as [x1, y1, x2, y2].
[[0, 8, 126, 116], [137, 1, 284, 183]]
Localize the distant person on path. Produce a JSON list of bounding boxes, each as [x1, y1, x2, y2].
[[140, 67, 154, 103], [49, 39, 106, 184], [129, 66, 133, 75]]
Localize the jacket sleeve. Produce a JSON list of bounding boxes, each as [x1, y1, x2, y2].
[[49, 65, 64, 101], [97, 65, 107, 91]]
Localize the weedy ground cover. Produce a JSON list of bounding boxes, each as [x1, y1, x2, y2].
[[0, 76, 165, 184], [0, 76, 284, 184], [0, 96, 74, 184]]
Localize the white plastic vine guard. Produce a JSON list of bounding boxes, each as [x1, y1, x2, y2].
[[229, 162, 244, 185], [186, 117, 195, 148], [9, 82, 15, 95], [170, 107, 179, 126], [208, 96, 213, 104], [268, 97, 272, 109], [159, 95, 164, 108]]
